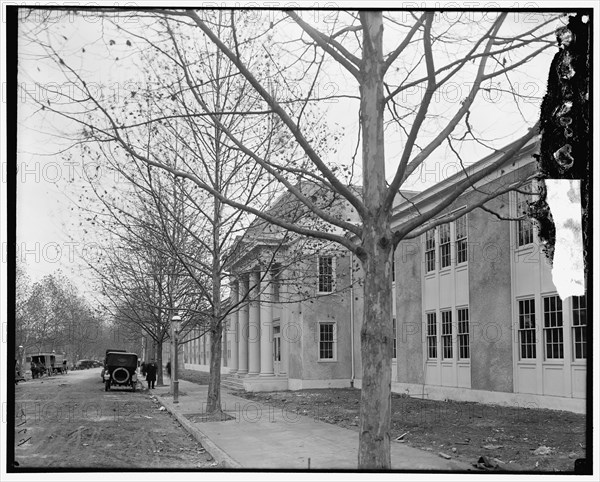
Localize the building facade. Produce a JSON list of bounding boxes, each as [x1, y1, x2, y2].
[[183, 139, 588, 412]]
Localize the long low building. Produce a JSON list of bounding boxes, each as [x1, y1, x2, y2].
[[181, 137, 588, 413]]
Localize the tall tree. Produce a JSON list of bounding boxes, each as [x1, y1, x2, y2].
[[20, 8, 563, 467]]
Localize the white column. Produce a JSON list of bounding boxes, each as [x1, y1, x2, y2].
[[260, 270, 274, 377], [248, 270, 261, 376], [280, 278, 290, 377], [237, 275, 249, 376], [229, 281, 239, 374]]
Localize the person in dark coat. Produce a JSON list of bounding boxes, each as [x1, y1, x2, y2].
[[166, 361, 171, 378], [141, 361, 147, 377], [145, 359, 157, 389]]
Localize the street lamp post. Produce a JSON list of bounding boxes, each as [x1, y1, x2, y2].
[[17, 345, 24, 377], [171, 312, 181, 404]]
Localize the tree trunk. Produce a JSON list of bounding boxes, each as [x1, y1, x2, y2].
[[358, 224, 393, 469], [156, 339, 164, 386], [357, 11, 393, 469]]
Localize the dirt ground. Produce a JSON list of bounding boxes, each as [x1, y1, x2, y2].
[[228, 388, 586, 472], [12, 369, 216, 469]]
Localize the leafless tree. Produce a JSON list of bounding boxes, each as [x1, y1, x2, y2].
[[19, 8, 563, 467]]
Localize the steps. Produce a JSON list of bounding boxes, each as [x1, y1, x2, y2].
[[220, 374, 245, 391]]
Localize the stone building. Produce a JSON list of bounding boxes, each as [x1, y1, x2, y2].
[[182, 137, 588, 412]]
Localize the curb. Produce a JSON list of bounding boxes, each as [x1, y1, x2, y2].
[[154, 393, 242, 469]]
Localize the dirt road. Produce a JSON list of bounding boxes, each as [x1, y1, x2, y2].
[[12, 369, 214, 469]]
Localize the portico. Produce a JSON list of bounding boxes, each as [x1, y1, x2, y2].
[[226, 266, 289, 392]]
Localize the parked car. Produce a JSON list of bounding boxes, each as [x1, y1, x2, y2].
[[103, 351, 138, 391], [101, 349, 126, 381], [75, 359, 95, 370]]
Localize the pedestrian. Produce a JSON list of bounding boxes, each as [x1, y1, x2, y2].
[[141, 361, 147, 377], [166, 361, 171, 378], [145, 359, 157, 389]]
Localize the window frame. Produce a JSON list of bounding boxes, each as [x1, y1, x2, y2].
[[426, 312, 437, 360], [425, 228, 436, 273], [392, 317, 397, 359], [439, 223, 451, 269], [516, 186, 534, 247], [572, 295, 587, 360], [455, 215, 468, 265], [317, 255, 335, 294], [518, 298, 537, 360], [317, 321, 337, 362], [457, 307, 470, 360], [441, 309, 453, 359], [543, 294, 564, 360]]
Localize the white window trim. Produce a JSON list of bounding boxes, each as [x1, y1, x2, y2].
[[317, 321, 337, 362], [317, 255, 336, 294]]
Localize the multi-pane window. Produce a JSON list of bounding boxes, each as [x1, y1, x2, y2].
[[516, 188, 534, 246], [457, 308, 470, 359], [317, 256, 334, 293], [439, 223, 451, 268], [441, 310, 453, 359], [392, 318, 397, 359], [425, 229, 436, 273], [426, 312, 437, 359], [572, 295, 587, 359], [273, 325, 281, 362], [518, 299, 536, 359], [543, 295, 564, 359], [455, 215, 468, 264], [318, 322, 336, 360]]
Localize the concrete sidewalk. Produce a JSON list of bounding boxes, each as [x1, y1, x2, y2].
[[153, 379, 475, 471]]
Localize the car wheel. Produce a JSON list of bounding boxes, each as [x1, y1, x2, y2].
[[112, 367, 130, 384]]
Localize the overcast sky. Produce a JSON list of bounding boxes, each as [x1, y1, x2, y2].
[[11, 6, 567, 286]]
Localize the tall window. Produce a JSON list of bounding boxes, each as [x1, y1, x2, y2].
[[392, 318, 397, 359], [318, 322, 336, 360], [425, 229, 435, 273], [318, 256, 334, 293], [441, 310, 453, 359], [457, 308, 470, 359], [543, 295, 563, 359], [572, 295, 587, 359], [426, 312, 437, 359], [516, 188, 534, 246], [439, 223, 451, 268], [518, 298, 536, 359], [392, 256, 395, 283], [455, 215, 468, 264], [273, 325, 281, 362]]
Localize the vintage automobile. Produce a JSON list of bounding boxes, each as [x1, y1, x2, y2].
[[75, 359, 95, 370], [101, 349, 126, 381], [103, 351, 138, 391], [27, 353, 66, 376]]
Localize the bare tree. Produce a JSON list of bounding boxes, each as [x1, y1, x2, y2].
[[19, 8, 563, 467]]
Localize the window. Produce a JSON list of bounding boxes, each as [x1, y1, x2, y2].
[[543, 295, 563, 359], [518, 299, 536, 359], [572, 295, 587, 359], [439, 223, 451, 268], [273, 325, 281, 362], [457, 308, 469, 359], [426, 312, 437, 359], [516, 188, 534, 246], [455, 215, 468, 264], [425, 229, 436, 273], [318, 322, 336, 361], [392, 256, 395, 283], [318, 256, 334, 293], [392, 318, 397, 359], [441, 310, 453, 359]]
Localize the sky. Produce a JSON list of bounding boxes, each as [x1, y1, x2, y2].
[[4, 6, 582, 289]]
